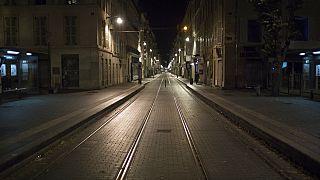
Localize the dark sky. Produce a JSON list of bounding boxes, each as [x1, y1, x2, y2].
[[138, 0, 189, 65]]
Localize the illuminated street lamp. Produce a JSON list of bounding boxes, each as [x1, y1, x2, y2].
[[185, 37, 190, 42], [178, 48, 181, 52], [116, 17, 123, 24], [183, 25, 188, 31]]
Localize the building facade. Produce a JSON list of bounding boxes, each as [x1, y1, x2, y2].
[[175, 0, 320, 95], [0, 0, 154, 93]]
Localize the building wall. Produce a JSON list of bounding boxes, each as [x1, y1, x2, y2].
[[0, 0, 145, 91]]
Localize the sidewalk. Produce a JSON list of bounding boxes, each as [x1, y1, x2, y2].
[[0, 80, 152, 172], [177, 76, 320, 177]]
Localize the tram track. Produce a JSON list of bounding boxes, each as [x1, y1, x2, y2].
[[167, 76, 209, 180], [172, 75, 309, 179], [2, 78, 163, 180], [115, 78, 163, 180], [27, 88, 144, 179]]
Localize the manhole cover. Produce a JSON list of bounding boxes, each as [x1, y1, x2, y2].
[[157, 129, 172, 133]]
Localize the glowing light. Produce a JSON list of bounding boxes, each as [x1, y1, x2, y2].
[[313, 51, 320, 55], [183, 26, 188, 31], [299, 52, 305, 56], [7, 50, 20, 55], [26, 52, 32, 56], [116, 17, 123, 24], [185, 37, 190, 42]]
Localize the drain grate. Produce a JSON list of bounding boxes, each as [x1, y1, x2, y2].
[[157, 129, 172, 133]]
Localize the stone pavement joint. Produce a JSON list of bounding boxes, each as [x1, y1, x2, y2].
[[177, 77, 320, 177]]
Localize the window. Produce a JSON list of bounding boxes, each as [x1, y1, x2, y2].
[[34, 16, 47, 45], [248, 20, 261, 42], [34, 0, 46, 5], [11, 64, 17, 76], [294, 16, 308, 41], [4, 0, 16, 5], [66, 0, 77, 5], [1, 64, 6, 76], [101, 20, 106, 47], [4, 17, 18, 46], [22, 61, 29, 80], [64, 16, 77, 45]]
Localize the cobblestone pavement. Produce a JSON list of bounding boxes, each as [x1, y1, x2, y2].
[[31, 80, 160, 179], [2, 74, 310, 179]]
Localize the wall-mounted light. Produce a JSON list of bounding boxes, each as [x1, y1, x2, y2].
[[26, 52, 32, 56], [313, 51, 320, 55], [299, 52, 306, 56], [178, 48, 181, 52], [150, 49, 152, 52], [143, 42, 147, 46], [7, 50, 20, 55], [185, 37, 190, 42]]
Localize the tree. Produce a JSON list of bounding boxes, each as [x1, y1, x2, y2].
[[250, 0, 303, 96]]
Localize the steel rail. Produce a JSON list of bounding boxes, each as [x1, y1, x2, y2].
[[115, 78, 163, 180], [168, 76, 209, 180], [31, 89, 142, 179]]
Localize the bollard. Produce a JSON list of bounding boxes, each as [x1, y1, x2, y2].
[[165, 80, 166, 87]]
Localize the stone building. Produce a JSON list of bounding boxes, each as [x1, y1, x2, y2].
[[0, 0, 154, 93], [175, 0, 320, 93]]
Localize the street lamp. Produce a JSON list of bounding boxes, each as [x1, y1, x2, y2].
[[116, 17, 123, 24], [185, 37, 190, 42], [183, 25, 188, 32]]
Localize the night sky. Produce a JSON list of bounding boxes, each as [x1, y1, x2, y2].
[[138, 0, 189, 65]]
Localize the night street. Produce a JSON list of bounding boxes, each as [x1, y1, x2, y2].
[[1, 0, 320, 179], [1, 74, 309, 179]]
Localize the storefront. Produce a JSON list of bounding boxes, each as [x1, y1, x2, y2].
[[0, 49, 39, 94]]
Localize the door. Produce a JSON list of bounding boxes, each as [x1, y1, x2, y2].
[[61, 54, 79, 88]]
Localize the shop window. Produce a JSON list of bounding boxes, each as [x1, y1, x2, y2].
[[11, 64, 17, 76], [1, 64, 6, 76], [248, 20, 261, 43]]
